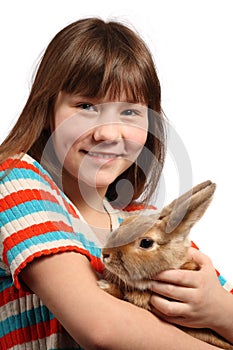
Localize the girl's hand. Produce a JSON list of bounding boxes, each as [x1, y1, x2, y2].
[[149, 247, 227, 330]]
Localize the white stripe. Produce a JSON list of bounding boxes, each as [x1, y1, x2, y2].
[[0, 177, 48, 194], [0, 294, 41, 322], [1, 211, 101, 245], [223, 281, 233, 292], [1, 177, 59, 199], [1, 211, 72, 236]]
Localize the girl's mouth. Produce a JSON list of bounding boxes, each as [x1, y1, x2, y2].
[[81, 150, 123, 163], [86, 151, 121, 159]]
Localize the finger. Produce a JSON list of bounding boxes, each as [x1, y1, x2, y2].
[[154, 269, 199, 288], [150, 293, 190, 318], [151, 306, 192, 327], [150, 280, 195, 301], [150, 304, 176, 322]]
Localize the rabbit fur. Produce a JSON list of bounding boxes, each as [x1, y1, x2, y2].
[[98, 180, 233, 349]]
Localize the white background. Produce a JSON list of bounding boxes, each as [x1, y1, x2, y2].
[[0, 0, 232, 281]]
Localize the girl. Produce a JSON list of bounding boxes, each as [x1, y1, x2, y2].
[[0, 17, 232, 349]]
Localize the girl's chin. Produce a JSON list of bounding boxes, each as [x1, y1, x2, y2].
[[79, 176, 115, 189]]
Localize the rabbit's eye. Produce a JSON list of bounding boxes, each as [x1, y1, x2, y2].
[[139, 238, 154, 249]]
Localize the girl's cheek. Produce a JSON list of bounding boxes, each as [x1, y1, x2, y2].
[[124, 126, 148, 146], [123, 127, 148, 162], [52, 116, 85, 162]]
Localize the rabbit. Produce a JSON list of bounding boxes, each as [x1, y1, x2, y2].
[[98, 180, 233, 350]]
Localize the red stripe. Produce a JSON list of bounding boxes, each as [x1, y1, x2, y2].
[[2, 221, 74, 263], [123, 204, 157, 212], [0, 283, 32, 307], [0, 158, 21, 172], [13, 246, 104, 289], [0, 189, 60, 212], [62, 197, 78, 218], [191, 240, 199, 250], [0, 318, 63, 349]]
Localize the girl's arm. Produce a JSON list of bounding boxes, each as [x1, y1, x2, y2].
[[150, 247, 233, 344], [21, 251, 222, 350]]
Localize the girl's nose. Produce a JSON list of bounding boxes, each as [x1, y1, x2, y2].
[[93, 123, 122, 142]]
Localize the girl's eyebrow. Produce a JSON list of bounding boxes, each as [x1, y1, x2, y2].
[[69, 95, 99, 104], [118, 102, 148, 109], [67, 93, 147, 107]]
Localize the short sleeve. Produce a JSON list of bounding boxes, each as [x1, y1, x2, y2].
[[0, 154, 103, 289]]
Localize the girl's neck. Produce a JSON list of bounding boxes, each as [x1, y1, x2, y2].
[[62, 173, 111, 230]]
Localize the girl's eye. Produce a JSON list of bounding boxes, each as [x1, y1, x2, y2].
[[77, 103, 97, 111], [122, 109, 139, 116]]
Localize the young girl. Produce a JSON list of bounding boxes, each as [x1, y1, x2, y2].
[[0, 17, 232, 349]]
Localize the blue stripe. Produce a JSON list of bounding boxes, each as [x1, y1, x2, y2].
[[7, 230, 101, 265], [0, 200, 71, 227], [0, 277, 13, 293], [0, 267, 9, 278], [0, 168, 49, 187], [0, 305, 55, 337], [32, 159, 53, 179], [218, 274, 227, 286]]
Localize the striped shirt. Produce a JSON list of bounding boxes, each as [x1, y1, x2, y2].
[[0, 153, 232, 349]]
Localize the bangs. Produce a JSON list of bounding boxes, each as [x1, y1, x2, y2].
[[61, 21, 152, 105], [100, 60, 149, 104], [63, 55, 149, 104]]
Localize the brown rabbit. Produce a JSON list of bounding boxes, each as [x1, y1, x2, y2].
[[98, 180, 233, 350]]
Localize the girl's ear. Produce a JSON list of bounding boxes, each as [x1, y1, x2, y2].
[[158, 180, 216, 236]]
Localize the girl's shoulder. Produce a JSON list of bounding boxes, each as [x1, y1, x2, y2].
[[0, 153, 60, 197], [0, 153, 53, 182]]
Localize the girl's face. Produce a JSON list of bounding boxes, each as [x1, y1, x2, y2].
[[52, 92, 148, 192]]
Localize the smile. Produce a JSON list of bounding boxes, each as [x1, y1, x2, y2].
[[87, 152, 120, 159], [85, 151, 121, 159]]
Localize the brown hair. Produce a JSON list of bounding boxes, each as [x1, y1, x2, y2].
[[0, 17, 166, 206]]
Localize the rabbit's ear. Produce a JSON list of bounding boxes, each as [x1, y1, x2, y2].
[[158, 180, 216, 235]]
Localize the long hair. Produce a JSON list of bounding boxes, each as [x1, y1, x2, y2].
[[0, 17, 166, 206]]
